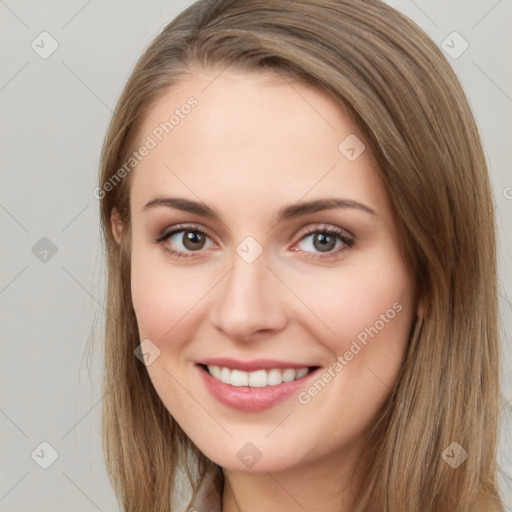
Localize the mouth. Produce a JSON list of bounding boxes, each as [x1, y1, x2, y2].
[[197, 363, 320, 387], [195, 362, 323, 412]]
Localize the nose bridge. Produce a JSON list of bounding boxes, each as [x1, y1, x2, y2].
[[210, 246, 286, 340]]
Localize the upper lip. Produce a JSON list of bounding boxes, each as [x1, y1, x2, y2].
[[197, 357, 318, 372]]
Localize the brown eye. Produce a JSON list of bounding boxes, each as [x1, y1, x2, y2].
[[158, 225, 215, 257], [181, 230, 207, 251], [294, 225, 355, 259]]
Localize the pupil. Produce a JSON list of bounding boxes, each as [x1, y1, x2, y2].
[[315, 233, 335, 252]]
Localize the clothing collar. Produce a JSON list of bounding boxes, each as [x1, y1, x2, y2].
[[187, 464, 223, 512]]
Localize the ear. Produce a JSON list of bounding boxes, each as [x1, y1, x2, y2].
[[111, 207, 123, 245]]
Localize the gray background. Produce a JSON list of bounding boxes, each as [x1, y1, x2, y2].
[[0, 0, 511, 510]]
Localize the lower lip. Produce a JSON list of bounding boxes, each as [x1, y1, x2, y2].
[[196, 364, 320, 412]]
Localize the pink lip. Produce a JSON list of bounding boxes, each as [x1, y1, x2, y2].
[[195, 363, 321, 412], [197, 357, 316, 372]]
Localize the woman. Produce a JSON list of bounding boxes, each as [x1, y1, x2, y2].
[[97, 0, 505, 510]]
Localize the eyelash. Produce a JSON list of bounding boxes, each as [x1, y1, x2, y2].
[[154, 223, 355, 260]]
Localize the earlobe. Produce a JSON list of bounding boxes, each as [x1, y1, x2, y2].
[[111, 208, 123, 245]]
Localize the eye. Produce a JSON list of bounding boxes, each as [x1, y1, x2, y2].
[[155, 223, 355, 260], [293, 224, 354, 259], [155, 224, 216, 258]]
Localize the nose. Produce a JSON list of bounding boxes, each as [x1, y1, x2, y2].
[[209, 251, 288, 342]]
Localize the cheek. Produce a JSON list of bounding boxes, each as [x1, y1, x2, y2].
[[292, 251, 415, 410], [129, 231, 212, 342], [293, 251, 415, 430], [292, 254, 413, 353], [129, 249, 205, 413]]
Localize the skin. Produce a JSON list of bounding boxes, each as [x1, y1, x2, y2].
[[111, 68, 418, 511]]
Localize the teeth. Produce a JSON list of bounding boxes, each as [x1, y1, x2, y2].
[[206, 365, 310, 387]]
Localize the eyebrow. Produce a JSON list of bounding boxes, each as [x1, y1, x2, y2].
[[142, 196, 376, 221]]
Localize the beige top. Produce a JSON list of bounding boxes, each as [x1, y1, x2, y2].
[[186, 465, 224, 512]]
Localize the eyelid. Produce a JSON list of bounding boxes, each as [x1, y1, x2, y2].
[[158, 223, 216, 243], [294, 222, 354, 240]]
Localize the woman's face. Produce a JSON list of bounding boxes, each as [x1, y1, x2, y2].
[[113, 69, 417, 474]]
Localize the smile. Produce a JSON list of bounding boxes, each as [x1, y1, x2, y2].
[[196, 362, 322, 412], [205, 365, 311, 387]]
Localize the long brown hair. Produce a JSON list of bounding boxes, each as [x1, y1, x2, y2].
[[96, 1, 505, 510]]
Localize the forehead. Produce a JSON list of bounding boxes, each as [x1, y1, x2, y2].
[[129, 69, 388, 219]]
